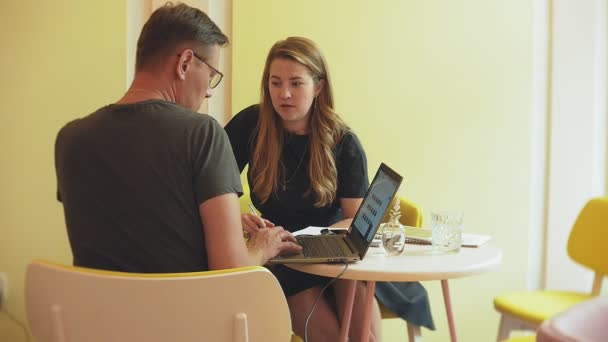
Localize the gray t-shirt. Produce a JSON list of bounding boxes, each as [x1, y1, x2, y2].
[[55, 100, 242, 272]]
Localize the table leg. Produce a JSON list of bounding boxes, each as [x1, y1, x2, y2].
[[360, 281, 376, 342], [441, 280, 458, 342], [339, 280, 357, 342]]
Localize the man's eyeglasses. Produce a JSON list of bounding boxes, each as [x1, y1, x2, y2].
[[179, 51, 223, 89], [192, 52, 223, 89]]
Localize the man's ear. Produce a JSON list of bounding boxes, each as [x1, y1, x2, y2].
[[176, 50, 193, 80]]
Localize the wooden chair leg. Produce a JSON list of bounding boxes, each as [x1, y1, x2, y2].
[[407, 322, 422, 342], [496, 313, 540, 341], [496, 315, 514, 342]]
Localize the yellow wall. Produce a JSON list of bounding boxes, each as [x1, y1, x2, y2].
[[0, 1, 535, 341], [233, 1, 533, 341], [0, 1, 127, 340]]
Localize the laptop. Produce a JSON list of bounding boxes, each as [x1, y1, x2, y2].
[[268, 163, 403, 264]]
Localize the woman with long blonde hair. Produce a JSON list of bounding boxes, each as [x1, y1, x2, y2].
[[226, 37, 381, 341]]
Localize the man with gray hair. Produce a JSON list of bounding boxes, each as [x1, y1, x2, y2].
[[55, 2, 301, 273]]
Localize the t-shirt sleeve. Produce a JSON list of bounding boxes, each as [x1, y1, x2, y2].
[[336, 131, 369, 198], [191, 117, 243, 205], [224, 105, 259, 172]]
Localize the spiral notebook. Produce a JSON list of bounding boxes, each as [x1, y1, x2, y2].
[[403, 226, 492, 248]]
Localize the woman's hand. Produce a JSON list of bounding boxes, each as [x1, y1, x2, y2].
[[241, 213, 275, 236]]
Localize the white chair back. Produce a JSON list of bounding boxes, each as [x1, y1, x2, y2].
[[26, 260, 292, 342]]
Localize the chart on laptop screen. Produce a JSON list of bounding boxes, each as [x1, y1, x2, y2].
[[352, 170, 400, 242]]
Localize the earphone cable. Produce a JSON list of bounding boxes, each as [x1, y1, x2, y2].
[[304, 261, 349, 342]]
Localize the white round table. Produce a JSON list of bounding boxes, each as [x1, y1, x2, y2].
[[287, 243, 502, 342]]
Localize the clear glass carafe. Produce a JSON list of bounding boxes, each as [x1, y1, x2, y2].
[[382, 198, 405, 255]]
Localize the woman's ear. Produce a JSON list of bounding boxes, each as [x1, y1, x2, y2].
[[314, 79, 325, 96]]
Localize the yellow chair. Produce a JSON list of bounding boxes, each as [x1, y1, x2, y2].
[[26, 260, 293, 342], [239, 181, 252, 214], [379, 196, 426, 341], [493, 197, 608, 341], [381, 196, 424, 229]]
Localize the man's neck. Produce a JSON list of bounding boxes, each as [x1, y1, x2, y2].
[[116, 71, 176, 105]]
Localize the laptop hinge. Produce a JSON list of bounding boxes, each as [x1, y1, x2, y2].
[[343, 236, 359, 257]]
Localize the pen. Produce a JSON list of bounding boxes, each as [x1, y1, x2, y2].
[[248, 203, 269, 229], [248, 203, 258, 216]]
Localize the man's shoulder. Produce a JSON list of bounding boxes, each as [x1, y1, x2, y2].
[[122, 100, 223, 134], [56, 105, 110, 140], [176, 111, 223, 135], [147, 101, 215, 123], [57, 101, 223, 139], [155, 104, 221, 130]]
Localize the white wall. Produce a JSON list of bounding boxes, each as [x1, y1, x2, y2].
[[543, 0, 607, 291]]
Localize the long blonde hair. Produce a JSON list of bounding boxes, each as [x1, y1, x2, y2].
[[251, 37, 348, 207]]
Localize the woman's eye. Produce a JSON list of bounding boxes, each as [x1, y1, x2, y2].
[[292, 82, 303, 87], [270, 81, 280, 87]]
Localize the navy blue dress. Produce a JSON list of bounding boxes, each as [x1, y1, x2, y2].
[[225, 105, 434, 329]]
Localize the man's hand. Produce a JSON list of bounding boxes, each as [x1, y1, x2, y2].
[[247, 226, 302, 263]]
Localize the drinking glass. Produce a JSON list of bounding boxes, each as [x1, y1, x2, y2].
[[431, 210, 463, 252]]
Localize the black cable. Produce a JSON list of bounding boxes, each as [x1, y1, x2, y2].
[[0, 307, 30, 342], [304, 261, 349, 342]]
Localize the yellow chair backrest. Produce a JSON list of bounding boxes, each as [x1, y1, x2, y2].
[[567, 197, 608, 277], [26, 260, 292, 342], [382, 196, 424, 228], [239, 181, 251, 214]]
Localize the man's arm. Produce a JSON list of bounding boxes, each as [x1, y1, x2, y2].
[[199, 193, 301, 270]]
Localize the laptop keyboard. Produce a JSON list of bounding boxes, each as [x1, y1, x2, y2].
[[296, 236, 351, 258]]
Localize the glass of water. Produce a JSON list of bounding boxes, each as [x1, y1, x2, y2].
[[431, 210, 463, 252]]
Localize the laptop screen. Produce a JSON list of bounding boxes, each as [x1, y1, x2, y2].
[[349, 163, 403, 257]]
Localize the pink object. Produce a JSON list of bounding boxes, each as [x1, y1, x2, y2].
[[442, 280, 458, 342], [339, 280, 357, 342], [536, 296, 608, 342], [360, 281, 377, 342]]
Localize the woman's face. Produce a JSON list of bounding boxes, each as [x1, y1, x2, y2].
[[268, 58, 322, 134]]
